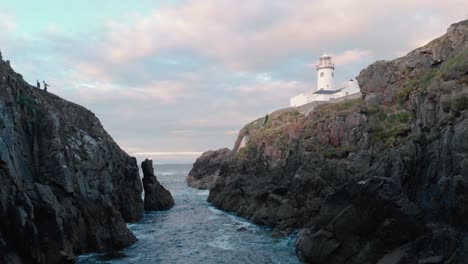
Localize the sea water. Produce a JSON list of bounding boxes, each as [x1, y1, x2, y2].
[[78, 164, 300, 264]]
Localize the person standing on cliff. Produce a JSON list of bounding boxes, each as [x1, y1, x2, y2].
[[36, 80, 40, 89], [43, 81, 50, 91]]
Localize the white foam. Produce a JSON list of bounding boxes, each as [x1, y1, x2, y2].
[[158, 172, 177, 176], [207, 233, 234, 250], [227, 214, 255, 229], [207, 215, 219, 220], [197, 190, 209, 196], [208, 206, 224, 215]]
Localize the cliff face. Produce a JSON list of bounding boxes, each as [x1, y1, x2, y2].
[[205, 20, 468, 263], [0, 55, 144, 263]]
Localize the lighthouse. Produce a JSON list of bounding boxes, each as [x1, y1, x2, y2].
[[316, 53, 335, 91], [289, 52, 360, 107]]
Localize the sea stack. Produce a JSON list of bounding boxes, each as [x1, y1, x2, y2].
[[141, 159, 175, 211]]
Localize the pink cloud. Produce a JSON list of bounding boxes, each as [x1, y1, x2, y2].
[[55, 79, 188, 106], [307, 49, 373, 68], [236, 80, 303, 94], [332, 49, 373, 66], [97, 0, 467, 70]]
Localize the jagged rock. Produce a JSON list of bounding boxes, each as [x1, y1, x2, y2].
[[0, 53, 144, 263], [141, 159, 174, 211], [186, 148, 232, 189], [201, 19, 468, 263]]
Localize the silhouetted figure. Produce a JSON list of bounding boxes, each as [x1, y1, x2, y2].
[[36, 80, 40, 89], [43, 81, 50, 91]]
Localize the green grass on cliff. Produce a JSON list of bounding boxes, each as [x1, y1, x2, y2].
[[437, 52, 468, 83], [18, 95, 38, 112], [367, 105, 412, 146], [303, 141, 358, 159], [442, 96, 468, 115], [324, 145, 358, 159], [454, 97, 468, 111], [397, 52, 468, 103], [236, 108, 302, 160], [316, 98, 363, 118], [263, 109, 301, 128], [301, 98, 364, 158], [236, 142, 260, 160]]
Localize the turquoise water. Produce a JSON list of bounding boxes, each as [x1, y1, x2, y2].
[[78, 164, 300, 264]]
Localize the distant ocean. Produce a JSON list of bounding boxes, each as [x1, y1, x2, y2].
[[78, 164, 300, 264]]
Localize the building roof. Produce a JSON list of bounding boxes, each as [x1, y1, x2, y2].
[[313, 89, 342, 95]]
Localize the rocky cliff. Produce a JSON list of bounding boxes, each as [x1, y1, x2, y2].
[[203, 20, 468, 263], [186, 148, 232, 189], [0, 53, 145, 263]]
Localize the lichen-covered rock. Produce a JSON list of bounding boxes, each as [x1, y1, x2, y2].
[[141, 159, 174, 211], [0, 55, 144, 263], [186, 148, 232, 189], [203, 19, 468, 263]]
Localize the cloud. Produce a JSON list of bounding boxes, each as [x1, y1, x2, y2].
[[100, 0, 376, 69], [3, 0, 467, 163], [236, 80, 302, 94], [224, 130, 239, 136], [332, 49, 374, 66], [97, 0, 467, 71], [57, 80, 188, 105], [0, 14, 15, 32]]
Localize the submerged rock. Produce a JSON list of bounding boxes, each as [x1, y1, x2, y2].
[[142, 159, 174, 211], [186, 148, 232, 189], [0, 53, 144, 263], [200, 19, 468, 263]]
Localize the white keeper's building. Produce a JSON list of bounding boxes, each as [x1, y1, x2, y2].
[[290, 53, 361, 107]]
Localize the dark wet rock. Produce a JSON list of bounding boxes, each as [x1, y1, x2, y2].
[[0, 53, 144, 263], [97, 252, 128, 261], [237, 227, 248, 232], [198, 19, 468, 263], [141, 159, 174, 211], [418, 256, 444, 264], [186, 148, 232, 189]]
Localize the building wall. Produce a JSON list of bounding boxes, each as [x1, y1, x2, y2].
[[307, 93, 331, 102], [340, 81, 360, 95], [328, 92, 362, 103], [290, 93, 309, 107]]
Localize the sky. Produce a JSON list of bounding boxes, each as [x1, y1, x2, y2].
[[0, 0, 467, 164]]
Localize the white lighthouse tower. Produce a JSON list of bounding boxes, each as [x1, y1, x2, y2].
[[316, 53, 335, 91], [289, 52, 360, 107]]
